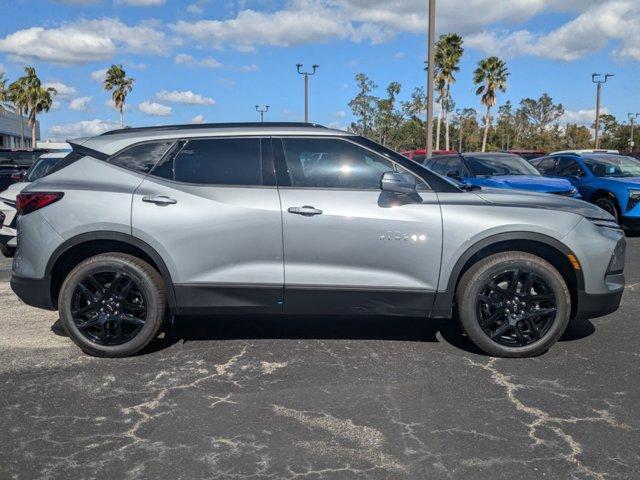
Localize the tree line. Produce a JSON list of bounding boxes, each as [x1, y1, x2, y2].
[[0, 65, 134, 148], [347, 33, 638, 154]]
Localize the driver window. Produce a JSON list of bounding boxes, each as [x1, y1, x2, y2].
[[282, 138, 394, 189], [556, 158, 584, 177]]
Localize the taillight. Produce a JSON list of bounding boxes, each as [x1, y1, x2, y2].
[[16, 192, 64, 215]]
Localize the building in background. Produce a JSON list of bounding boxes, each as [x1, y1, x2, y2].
[[0, 106, 39, 149]]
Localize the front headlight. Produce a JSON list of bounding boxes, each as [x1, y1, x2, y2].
[[627, 190, 640, 212]]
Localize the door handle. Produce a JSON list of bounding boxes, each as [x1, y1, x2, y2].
[[142, 195, 177, 206], [288, 206, 323, 217]]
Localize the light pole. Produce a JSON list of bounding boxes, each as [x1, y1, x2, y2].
[[592, 73, 614, 149], [456, 108, 463, 153], [629, 113, 640, 151], [255, 105, 270, 123], [296, 64, 319, 123], [426, 0, 436, 158]]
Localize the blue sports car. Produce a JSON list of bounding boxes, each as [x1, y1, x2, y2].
[[531, 151, 640, 229], [424, 152, 580, 197]]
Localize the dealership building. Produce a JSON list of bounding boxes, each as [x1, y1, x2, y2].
[[0, 106, 39, 148]]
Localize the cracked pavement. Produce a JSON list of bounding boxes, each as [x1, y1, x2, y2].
[[1, 239, 640, 479]]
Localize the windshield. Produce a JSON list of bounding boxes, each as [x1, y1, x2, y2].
[[25, 157, 62, 182], [465, 154, 541, 176], [583, 155, 640, 178]]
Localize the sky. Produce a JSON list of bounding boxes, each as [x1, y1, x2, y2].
[[0, 0, 639, 141]]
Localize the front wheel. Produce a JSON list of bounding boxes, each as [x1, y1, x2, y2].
[[59, 253, 166, 357], [456, 252, 571, 358], [594, 196, 620, 223]]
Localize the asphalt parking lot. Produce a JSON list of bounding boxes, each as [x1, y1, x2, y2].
[[1, 241, 639, 480]]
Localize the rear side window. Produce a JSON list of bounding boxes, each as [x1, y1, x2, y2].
[[556, 158, 584, 177], [110, 141, 175, 174], [162, 138, 263, 186], [534, 157, 557, 175]]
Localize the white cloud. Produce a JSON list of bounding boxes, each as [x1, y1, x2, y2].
[[0, 18, 170, 64], [334, 110, 346, 118], [562, 107, 609, 126], [466, 0, 640, 62], [393, 51, 405, 59], [115, 0, 165, 5], [218, 77, 236, 88], [139, 100, 172, 116], [91, 68, 108, 83], [43, 81, 77, 100], [156, 90, 215, 106], [191, 114, 206, 124], [51, 100, 62, 111], [174, 53, 222, 68], [49, 119, 120, 140], [69, 96, 93, 111], [186, 4, 203, 15]]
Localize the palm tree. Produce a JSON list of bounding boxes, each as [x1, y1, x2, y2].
[[437, 34, 464, 150], [8, 79, 28, 148], [104, 65, 134, 127], [15, 67, 56, 148], [0, 73, 7, 104], [473, 56, 509, 152]]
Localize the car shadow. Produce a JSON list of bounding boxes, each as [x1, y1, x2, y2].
[[50, 314, 596, 357]]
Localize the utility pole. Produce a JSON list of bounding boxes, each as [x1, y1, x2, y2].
[[255, 105, 270, 123], [592, 73, 614, 149], [456, 108, 463, 153], [296, 64, 319, 123], [426, 0, 436, 158], [629, 113, 639, 151]]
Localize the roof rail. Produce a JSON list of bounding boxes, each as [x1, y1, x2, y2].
[[100, 122, 327, 136]]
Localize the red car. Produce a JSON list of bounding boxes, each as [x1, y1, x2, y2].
[[402, 149, 457, 163]]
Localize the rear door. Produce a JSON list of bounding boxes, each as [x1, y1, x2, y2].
[[274, 136, 443, 316], [132, 137, 284, 314]]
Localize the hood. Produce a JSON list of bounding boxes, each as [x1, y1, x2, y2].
[[596, 176, 640, 188], [473, 175, 573, 193], [474, 188, 613, 221], [0, 182, 29, 202]]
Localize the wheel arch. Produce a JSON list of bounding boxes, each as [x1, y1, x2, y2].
[[432, 232, 584, 319], [589, 189, 618, 205], [47, 232, 177, 312]]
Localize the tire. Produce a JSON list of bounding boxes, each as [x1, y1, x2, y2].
[[58, 253, 166, 358], [0, 244, 15, 258], [594, 195, 620, 223], [456, 252, 571, 358]]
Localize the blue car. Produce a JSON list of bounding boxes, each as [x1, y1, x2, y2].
[[531, 151, 640, 229], [424, 152, 580, 197]]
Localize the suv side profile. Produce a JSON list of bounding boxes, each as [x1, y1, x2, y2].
[[11, 123, 626, 358]]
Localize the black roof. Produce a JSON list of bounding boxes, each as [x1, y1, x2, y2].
[[100, 122, 327, 136]]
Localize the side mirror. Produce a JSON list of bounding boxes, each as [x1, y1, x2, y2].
[[446, 170, 462, 181], [381, 171, 416, 194]]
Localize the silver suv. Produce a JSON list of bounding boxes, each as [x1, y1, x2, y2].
[[10, 123, 626, 358]]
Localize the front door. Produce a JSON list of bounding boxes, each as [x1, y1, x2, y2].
[[132, 137, 284, 314], [274, 137, 443, 316]]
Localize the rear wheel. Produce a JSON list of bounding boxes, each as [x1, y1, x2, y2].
[[456, 252, 571, 358], [594, 195, 620, 223], [59, 253, 166, 357]]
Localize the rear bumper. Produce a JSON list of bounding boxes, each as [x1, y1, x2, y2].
[[10, 274, 55, 310]]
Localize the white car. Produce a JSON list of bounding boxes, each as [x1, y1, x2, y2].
[[0, 152, 68, 257]]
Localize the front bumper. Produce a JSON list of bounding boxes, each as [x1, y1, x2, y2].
[[576, 288, 624, 320], [620, 215, 640, 230], [10, 274, 55, 310]]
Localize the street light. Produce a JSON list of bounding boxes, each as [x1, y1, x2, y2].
[[296, 64, 319, 123], [426, 0, 436, 158], [592, 73, 614, 149], [255, 105, 270, 123], [628, 113, 640, 151]]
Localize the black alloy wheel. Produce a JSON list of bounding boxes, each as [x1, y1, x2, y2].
[[476, 269, 557, 347], [71, 271, 147, 346]]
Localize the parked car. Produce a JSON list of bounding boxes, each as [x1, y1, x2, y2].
[[506, 150, 547, 161], [424, 152, 580, 197], [11, 123, 624, 358], [0, 152, 67, 257], [0, 149, 53, 191], [531, 151, 640, 229], [402, 149, 457, 164]]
